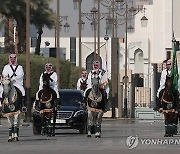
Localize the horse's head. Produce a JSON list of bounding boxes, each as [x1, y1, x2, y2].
[[91, 71, 100, 87], [161, 75, 175, 105], [42, 73, 51, 87], [165, 76, 173, 91], [1, 76, 12, 97], [90, 71, 101, 96]]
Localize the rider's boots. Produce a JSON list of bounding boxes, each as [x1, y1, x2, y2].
[[169, 124, 174, 137], [0, 97, 2, 107], [87, 125, 92, 137], [95, 125, 101, 138], [8, 127, 13, 142], [164, 125, 170, 137], [13, 125, 19, 141], [47, 119, 53, 137], [21, 96, 27, 113], [41, 126, 45, 136], [173, 124, 178, 135], [17, 127, 19, 137]]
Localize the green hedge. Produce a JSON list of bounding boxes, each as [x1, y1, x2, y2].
[[0, 54, 79, 97]]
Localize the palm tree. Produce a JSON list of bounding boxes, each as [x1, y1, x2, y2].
[[0, 0, 54, 54], [0, 0, 26, 53], [4, 17, 15, 53], [31, 0, 55, 55]]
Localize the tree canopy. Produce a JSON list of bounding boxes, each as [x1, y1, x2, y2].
[[0, 0, 55, 54]]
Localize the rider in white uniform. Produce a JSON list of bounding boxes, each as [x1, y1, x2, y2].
[[85, 61, 109, 99], [156, 59, 172, 110], [77, 71, 88, 92], [0, 75, 3, 107], [0, 54, 26, 141], [34, 63, 59, 108], [157, 59, 172, 98], [85, 61, 109, 138], [1, 54, 25, 98]]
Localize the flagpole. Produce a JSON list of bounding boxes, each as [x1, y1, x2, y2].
[[170, 36, 179, 93]]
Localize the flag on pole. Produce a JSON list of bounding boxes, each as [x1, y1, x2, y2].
[[170, 40, 179, 93]]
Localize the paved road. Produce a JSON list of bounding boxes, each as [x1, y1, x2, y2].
[[0, 118, 180, 154]]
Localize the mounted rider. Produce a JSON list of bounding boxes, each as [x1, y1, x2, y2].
[[157, 59, 172, 109], [0, 53, 26, 142], [0, 75, 3, 107], [84, 60, 109, 138], [33, 63, 59, 109], [157, 59, 180, 136], [77, 70, 88, 92], [1, 54, 25, 102], [86, 61, 109, 101]]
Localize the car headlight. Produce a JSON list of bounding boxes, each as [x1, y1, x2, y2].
[[73, 110, 85, 117]]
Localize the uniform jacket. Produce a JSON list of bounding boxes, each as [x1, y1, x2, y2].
[[157, 69, 171, 97], [77, 77, 88, 91], [36, 71, 59, 99], [2, 64, 25, 96], [86, 69, 109, 98]]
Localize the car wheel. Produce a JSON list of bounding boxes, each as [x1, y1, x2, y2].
[[33, 122, 41, 135], [79, 122, 87, 134], [79, 127, 87, 134]]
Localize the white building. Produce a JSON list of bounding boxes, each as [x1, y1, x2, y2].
[[30, 0, 180, 118], [1, 0, 180, 118]]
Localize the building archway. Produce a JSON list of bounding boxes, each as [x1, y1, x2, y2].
[[134, 49, 144, 74]]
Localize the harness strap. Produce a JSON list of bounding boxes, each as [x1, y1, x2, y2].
[[91, 69, 106, 80], [43, 72, 54, 82], [80, 78, 88, 84], [166, 70, 169, 76], [10, 65, 19, 78], [46, 72, 54, 82], [161, 90, 174, 104], [87, 103, 103, 112]]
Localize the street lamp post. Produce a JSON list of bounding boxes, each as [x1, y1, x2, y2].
[[73, 0, 107, 70], [56, 1, 70, 89], [101, 0, 123, 118], [124, 2, 128, 117], [97, 0, 100, 60], [25, 0, 31, 122], [56, 0, 60, 89], [102, 0, 148, 118], [73, 0, 83, 77], [81, 9, 107, 64], [123, 1, 148, 118], [90, 6, 98, 61]]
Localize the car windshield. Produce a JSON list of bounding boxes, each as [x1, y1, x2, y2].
[[60, 92, 83, 106]]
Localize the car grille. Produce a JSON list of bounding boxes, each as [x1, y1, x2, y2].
[[56, 111, 73, 119]]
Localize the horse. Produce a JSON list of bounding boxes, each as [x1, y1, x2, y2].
[[158, 75, 178, 137], [1, 76, 26, 142], [36, 73, 57, 136], [85, 71, 107, 138]]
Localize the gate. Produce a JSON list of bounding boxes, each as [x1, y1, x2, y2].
[[135, 87, 151, 108]]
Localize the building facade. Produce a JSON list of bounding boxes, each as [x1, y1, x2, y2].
[[0, 0, 180, 119]]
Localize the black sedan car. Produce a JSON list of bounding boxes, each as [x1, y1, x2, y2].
[[32, 89, 87, 134]]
